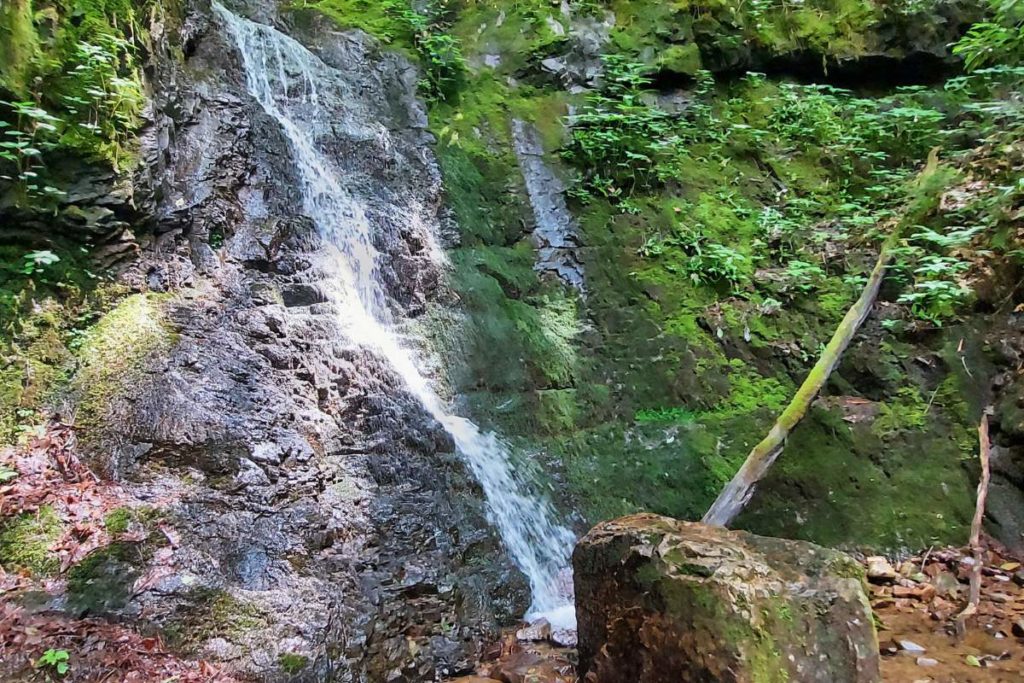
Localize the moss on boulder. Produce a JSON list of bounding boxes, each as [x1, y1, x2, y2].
[[72, 293, 175, 449], [574, 513, 880, 683]]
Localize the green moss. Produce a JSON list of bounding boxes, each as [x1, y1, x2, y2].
[[651, 561, 789, 683], [167, 588, 270, 652], [0, 0, 39, 93], [279, 653, 309, 675], [0, 285, 87, 443], [658, 43, 701, 75], [871, 386, 928, 438], [736, 406, 974, 552], [103, 507, 132, 535], [0, 506, 62, 575], [74, 293, 175, 436], [535, 389, 578, 435], [0, 0, 150, 178], [66, 541, 145, 614], [423, 0, 998, 555], [298, 0, 412, 45]]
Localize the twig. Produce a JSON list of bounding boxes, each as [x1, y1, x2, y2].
[[956, 409, 992, 634], [919, 545, 934, 573]]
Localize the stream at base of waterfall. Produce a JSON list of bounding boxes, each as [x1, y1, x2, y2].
[[214, 2, 577, 632]]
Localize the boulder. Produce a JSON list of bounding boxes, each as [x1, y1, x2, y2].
[[573, 514, 881, 683]]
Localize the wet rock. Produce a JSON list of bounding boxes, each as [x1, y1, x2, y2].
[[516, 618, 552, 642], [510, 119, 585, 292], [574, 513, 881, 683], [1012, 619, 1024, 637], [57, 0, 524, 679], [549, 625, 577, 648], [280, 283, 329, 307]]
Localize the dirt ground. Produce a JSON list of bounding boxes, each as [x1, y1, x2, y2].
[[872, 546, 1024, 683]]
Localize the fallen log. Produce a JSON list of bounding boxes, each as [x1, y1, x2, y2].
[[703, 149, 943, 527]]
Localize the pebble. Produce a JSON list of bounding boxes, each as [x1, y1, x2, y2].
[[899, 640, 926, 654], [916, 657, 939, 667]]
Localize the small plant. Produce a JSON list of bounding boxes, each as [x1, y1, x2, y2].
[[35, 648, 70, 678], [889, 224, 980, 324], [636, 407, 698, 423], [562, 56, 676, 199], [686, 242, 750, 290], [21, 250, 61, 275], [873, 387, 929, 438], [784, 259, 826, 293]]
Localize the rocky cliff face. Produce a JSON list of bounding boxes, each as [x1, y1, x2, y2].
[[5, 0, 529, 679]]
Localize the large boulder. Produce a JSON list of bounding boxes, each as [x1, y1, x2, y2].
[[573, 514, 880, 683]]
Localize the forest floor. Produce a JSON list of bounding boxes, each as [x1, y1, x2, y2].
[[873, 545, 1024, 683], [0, 426, 239, 682]]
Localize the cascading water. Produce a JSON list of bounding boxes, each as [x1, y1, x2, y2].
[[214, 3, 576, 625]]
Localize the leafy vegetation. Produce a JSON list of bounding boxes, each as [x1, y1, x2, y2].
[[559, 64, 1022, 326], [562, 56, 676, 200], [35, 648, 71, 678], [955, 0, 1024, 70], [418, 0, 1019, 551], [0, 0, 149, 201]]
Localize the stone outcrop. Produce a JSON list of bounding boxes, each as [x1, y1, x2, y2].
[[573, 514, 881, 683], [25, 0, 526, 679]]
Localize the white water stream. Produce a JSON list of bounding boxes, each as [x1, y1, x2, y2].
[[214, 3, 576, 626]]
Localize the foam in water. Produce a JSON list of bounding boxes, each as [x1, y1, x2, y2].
[[214, 3, 576, 622]]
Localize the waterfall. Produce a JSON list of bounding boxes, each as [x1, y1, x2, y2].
[[214, 3, 576, 624]]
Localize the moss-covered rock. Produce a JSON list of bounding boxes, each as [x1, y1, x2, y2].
[[0, 506, 62, 576], [165, 588, 271, 654], [574, 513, 880, 683], [407, 0, 1010, 555], [72, 293, 176, 452], [66, 541, 146, 615], [607, 0, 983, 76]]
